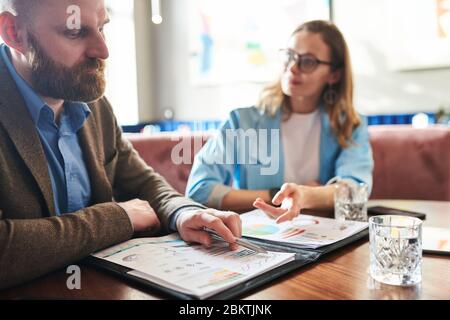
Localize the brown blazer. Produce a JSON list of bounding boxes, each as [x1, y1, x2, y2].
[[0, 56, 202, 289]]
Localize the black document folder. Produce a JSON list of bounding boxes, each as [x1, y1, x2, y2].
[[85, 228, 368, 300]]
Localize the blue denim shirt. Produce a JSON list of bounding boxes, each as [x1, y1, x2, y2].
[[186, 106, 374, 207], [1, 44, 92, 215]]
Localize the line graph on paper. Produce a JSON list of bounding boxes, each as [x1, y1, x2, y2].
[[98, 237, 189, 259]]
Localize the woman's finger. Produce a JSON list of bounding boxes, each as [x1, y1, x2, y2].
[[272, 183, 296, 205], [275, 207, 301, 224], [253, 199, 287, 218]]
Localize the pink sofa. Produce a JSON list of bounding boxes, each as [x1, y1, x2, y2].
[[128, 132, 208, 194], [369, 125, 450, 200], [127, 125, 450, 201]]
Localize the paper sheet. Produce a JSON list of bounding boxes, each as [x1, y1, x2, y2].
[[241, 209, 368, 249], [423, 227, 450, 254], [93, 233, 295, 299]]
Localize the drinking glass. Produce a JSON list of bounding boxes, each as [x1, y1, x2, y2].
[[369, 215, 422, 286], [334, 180, 368, 222]]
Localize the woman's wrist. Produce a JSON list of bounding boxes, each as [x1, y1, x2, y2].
[[297, 184, 334, 210], [296, 185, 314, 209], [268, 188, 280, 201]]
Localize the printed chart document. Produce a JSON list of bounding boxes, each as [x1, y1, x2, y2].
[[92, 233, 295, 299], [423, 227, 450, 255], [241, 209, 368, 249]]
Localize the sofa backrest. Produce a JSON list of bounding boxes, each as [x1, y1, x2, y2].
[[369, 125, 450, 200], [127, 132, 209, 194], [127, 125, 450, 201]]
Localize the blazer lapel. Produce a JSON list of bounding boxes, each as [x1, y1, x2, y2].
[[78, 113, 113, 204], [0, 59, 56, 216]]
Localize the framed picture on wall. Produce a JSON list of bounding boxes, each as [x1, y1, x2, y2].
[[188, 0, 332, 85]]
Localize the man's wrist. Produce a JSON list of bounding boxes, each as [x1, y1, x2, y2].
[[175, 209, 201, 231], [170, 207, 205, 232], [116, 202, 135, 233]]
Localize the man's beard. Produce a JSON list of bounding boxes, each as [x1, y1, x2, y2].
[[27, 33, 106, 103]]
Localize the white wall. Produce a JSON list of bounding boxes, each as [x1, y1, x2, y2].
[[334, 0, 450, 115], [135, 0, 157, 122], [148, 0, 330, 121], [105, 0, 139, 125], [149, 0, 264, 121], [147, 0, 450, 122]]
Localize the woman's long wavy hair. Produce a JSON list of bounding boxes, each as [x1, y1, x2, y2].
[[256, 20, 360, 148]]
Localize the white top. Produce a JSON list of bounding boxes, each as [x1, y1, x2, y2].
[[281, 109, 321, 184]]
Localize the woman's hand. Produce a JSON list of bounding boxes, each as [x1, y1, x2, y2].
[[305, 180, 321, 187], [253, 183, 305, 223], [253, 183, 335, 223]]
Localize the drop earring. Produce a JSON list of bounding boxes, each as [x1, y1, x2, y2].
[[323, 84, 338, 106]]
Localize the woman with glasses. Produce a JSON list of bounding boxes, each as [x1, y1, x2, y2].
[[186, 20, 373, 222]]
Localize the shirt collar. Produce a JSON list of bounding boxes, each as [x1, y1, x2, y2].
[[0, 44, 91, 128], [62, 101, 91, 133], [0, 44, 46, 125]]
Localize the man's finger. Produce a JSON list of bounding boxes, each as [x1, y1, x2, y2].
[[223, 214, 242, 238], [211, 210, 242, 238], [183, 229, 212, 247], [200, 212, 236, 244]]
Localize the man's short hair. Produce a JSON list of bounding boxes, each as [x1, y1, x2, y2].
[[0, 0, 12, 12], [0, 0, 40, 17], [0, 0, 19, 14]]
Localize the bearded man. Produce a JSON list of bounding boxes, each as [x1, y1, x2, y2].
[[0, 0, 241, 289]]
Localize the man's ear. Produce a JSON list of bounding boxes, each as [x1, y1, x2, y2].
[[0, 12, 28, 54], [328, 68, 342, 85]]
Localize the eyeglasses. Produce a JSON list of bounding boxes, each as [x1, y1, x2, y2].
[[279, 48, 334, 73]]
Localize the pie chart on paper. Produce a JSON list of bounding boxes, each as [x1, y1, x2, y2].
[[243, 224, 280, 236]]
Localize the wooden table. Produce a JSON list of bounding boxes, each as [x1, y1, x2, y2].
[[1, 200, 449, 300]]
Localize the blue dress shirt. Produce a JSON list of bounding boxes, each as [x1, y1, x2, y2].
[[1, 44, 92, 215]]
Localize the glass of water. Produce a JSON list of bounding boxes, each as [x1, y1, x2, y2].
[[334, 180, 368, 222], [369, 215, 422, 286]]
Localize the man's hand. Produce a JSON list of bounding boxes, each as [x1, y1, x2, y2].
[[176, 209, 242, 251], [117, 199, 161, 235], [253, 183, 304, 223]]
